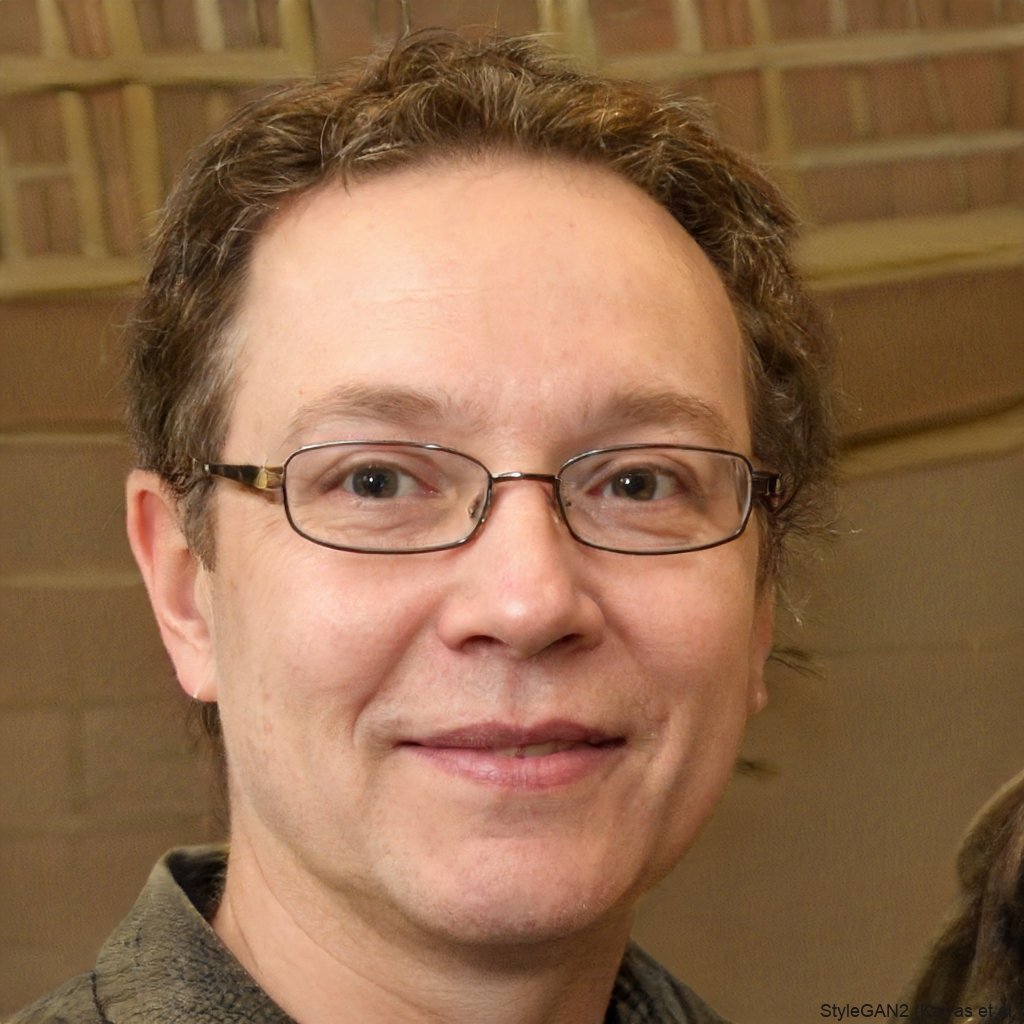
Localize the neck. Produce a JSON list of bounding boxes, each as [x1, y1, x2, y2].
[[212, 830, 633, 1024]]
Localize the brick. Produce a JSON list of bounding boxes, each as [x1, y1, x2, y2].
[[0, 583, 170, 706], [220, 0, 282, 49], [135, 0, 199, 51], [825, 267, 1024, 440], [868, 61, 936, 137], [17, 178, 80, 257], [1012, 51, 1024, 126], [766, 0, 832, 40], [667, 76, 709, 103], [1012, 147, 1024, 199], [936, 53, 1010, 132], [86, 88, 143, 256], [0, 0, 42, 55], [845, 0, 913, 32], [0, 438, 136, 575], [802, 162, 893, 224], [0, 94, 67, 164], [706, 71, 765, 153], [915, 0, 1000, 29], [891, 155, 959, 216], [962, 150, 1011, 207], [696, 0, 752, 49], [785, 67, 856, 146], [58, 0, 112, 58], [591, 0, 677, 57], [81, 697, 213, 822], [152, 86, 221, 190], [0, 709, 75, 828], [0, 296, 128, 429], [312, 0, 539, 56], [310, 0, 375, 64], [255, 0, 283, 46], [407, 0, 539, 36]]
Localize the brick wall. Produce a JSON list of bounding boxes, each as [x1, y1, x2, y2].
[[0, 296, 224, 1007], [2, 1, 1022, 1019]]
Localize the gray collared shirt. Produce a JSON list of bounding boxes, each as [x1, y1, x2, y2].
[[9, 846, 729, 1024]]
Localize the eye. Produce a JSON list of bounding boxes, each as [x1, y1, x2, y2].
[[605, 466, 687, 502], [342, 463, 418, 499]]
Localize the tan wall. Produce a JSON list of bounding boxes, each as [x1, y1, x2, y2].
[[2, 1, 1023, 1019]]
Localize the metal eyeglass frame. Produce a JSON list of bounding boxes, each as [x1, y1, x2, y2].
[[198, 440, 784, 556]]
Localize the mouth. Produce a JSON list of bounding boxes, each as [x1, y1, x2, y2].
[[491, 740, 598, 759], [400, 721, 625, 789]]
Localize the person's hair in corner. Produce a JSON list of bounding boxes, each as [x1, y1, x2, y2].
[[124, 29, 838, 750], [899, 774, 1024, 1022]]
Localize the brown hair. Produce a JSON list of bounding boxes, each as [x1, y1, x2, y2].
[[901, 773, 1024, 1022], [124, 30, 837, 744]]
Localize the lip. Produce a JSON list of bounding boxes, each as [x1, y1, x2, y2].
[[400, 719, 625, 790]]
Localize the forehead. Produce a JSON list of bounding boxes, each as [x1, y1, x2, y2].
[[226, 155, 749, 457]]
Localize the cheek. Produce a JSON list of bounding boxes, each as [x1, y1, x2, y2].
[[612, 554, 760, 761], [208, 535, 442, 750], [609, 545, 760, 668]]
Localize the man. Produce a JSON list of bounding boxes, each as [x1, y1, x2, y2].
[[13, 31, 835, 1024]]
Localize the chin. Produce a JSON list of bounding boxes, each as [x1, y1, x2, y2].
[[390, 856, 639, 950], [419, 897, 619, 950]]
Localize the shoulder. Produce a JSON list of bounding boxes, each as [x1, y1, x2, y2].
[[5, 973, 102, 1024]]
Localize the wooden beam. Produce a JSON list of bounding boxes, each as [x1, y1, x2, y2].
[[279, 0, 318, 72], [797, 207, 1024, 289], [58, 90, 108, 258], [0, 134, 24, 260], [1, 50, 307, 95], [0, 255, 144, 297], [842, 403, 1024, 479], [604, 24, 1024, 78], [788, 128, 1024, 171]]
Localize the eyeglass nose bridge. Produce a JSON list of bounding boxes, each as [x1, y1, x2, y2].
[[470, 470, 566, 538]]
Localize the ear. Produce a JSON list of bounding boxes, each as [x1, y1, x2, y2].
[[126, 470, 218, 702], [747, 591, 774, 716]]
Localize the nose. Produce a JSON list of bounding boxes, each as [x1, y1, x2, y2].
[[435, 479, 605, 658]]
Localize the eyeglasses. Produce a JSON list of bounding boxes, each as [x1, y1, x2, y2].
[[200, 441, 783, 556]]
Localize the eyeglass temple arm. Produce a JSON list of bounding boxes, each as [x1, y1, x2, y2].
[[752, 470, 785, 506], [197, 460, 285, 491]]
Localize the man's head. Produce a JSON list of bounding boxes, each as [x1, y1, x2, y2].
[[124, 32, 835, 952]]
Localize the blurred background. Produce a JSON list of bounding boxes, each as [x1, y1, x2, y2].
[[1, 1, 1021, 1020]]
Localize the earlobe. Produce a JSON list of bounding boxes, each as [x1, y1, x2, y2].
[[125, 470, 218, 702], [747, 593, 774, 716]]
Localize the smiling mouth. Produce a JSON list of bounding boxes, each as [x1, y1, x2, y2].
[[489, 739, 624, 758], [402, 723, 625, 788], [495, 741, 583, 758], [406, 720, 622, 754]]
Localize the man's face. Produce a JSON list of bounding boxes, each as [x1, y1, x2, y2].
[[187, 157, 772, 947]]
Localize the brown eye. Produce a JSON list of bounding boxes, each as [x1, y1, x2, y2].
[[346, 465, 402, 498], [610, 469, 658, 501]]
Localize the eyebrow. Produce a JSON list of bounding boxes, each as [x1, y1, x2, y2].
[[279, 382, 740, 452], [280, 383, 481, 450], [596, 386, 740, 450]]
